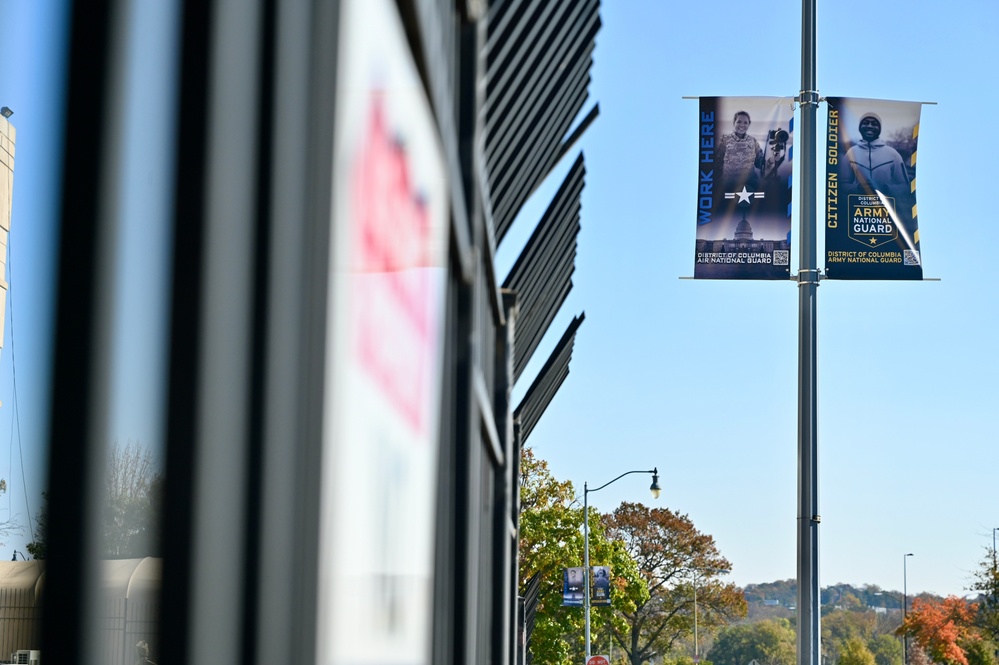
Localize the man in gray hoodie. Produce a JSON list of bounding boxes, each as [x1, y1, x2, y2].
[[844, 112, 909, 195]]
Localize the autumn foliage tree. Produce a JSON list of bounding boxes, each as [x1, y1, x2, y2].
[[898, 597, 981, 665], [604, 502, 747, 665], [518, 448, 647, 665]]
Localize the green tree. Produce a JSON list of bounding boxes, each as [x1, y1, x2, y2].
[[103, 440, 162, 558], [518, 448, 646, 665], [962, 638, 998, 665], [605, 502, 747, 665], [869, 633, 904, 665], [822, 609, 877, 664], [970, 547, 999, 645], [840, 636, 876, 665], [708, 618, 797, 665]]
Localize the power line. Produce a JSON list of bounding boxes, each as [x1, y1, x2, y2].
[[6, 233, 33, 539]]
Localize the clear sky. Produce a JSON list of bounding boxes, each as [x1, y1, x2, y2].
[[0, 0, 174, 559], [0, 0, 996, 598], [501, 0, 999, 599], [0, 0, 68, 555]]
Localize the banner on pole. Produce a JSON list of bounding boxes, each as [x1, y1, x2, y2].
[[694, 97, 794, 279], [824, 97, 923, 279], [563, 567, 585, 606], [591, 566, 611, 606]]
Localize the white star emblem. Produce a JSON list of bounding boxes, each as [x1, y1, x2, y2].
[[736, 186, 752, 203]]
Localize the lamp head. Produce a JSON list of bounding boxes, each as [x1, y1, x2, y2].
[[649, 468, 661, 500], [0, 107, 12, 119]]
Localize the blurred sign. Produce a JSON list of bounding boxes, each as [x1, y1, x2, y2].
[[587, 656, 610, 665], [317, 1, 449, 664]]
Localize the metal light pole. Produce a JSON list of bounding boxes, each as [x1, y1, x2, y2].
[[583, 468, 661, 658], [796, 1, 820, 664], [904, 553, 914, 665]]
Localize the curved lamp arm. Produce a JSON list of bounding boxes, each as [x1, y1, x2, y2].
[[582, 465, 660, 658], [586, 467, 660, 496]]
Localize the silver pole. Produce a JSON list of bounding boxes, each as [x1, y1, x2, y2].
[[580, 469, 657, 659], [796, 1, 820, 665], [694, 581, 699, 661], [584, 482, 591, 658], [904, 553, 913, 665]]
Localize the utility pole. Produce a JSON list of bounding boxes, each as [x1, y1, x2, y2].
[[795, 2, 820, 665]]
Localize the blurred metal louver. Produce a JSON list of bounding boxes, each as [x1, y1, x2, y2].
[[484, 0, 601, 242], [503, 156, 584, 381], [514, 312, 584, 445], [521, 571, 542, 658]]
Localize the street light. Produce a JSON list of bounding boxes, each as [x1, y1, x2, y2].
[[583, 467, 661, 658], [904, 553, 914, 665], [692, 567, 730, 663]]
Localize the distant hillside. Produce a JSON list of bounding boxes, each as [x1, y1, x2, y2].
[[742, 579, 942, 618]]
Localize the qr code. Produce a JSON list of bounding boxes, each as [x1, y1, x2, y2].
[[773, 250, 789, 266], [903, 250, 921, 266]]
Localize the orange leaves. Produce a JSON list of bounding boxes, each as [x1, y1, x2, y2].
[[898, 596, 981, 665]]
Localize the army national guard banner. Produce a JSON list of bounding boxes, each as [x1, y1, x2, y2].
[[825, 97, 923, 279], [591, 565, 611, 606], [694, 97, 794, 279]]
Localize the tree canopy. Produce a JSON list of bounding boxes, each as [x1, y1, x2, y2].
[[709, 618, 796, 665], [970, 547, 999, 646], [899, 596, 981, 665], [518, 448, 647, 665], [102, 440, 163, 558], [604, 501, 747, 665]]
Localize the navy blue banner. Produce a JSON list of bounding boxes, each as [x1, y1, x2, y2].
[[591, 566, 611, 606], [563, 567, 585, 607], [824, 98, 923, 279], [694, 97, 794, 279]]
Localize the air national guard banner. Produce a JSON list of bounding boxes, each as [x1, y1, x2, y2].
[[694, 97, 794, 279], [825, 97, 923, 279], [563, 567, 585, 606]]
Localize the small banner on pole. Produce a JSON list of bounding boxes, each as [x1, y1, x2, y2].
[[824, 97, 923, 279], [591, 566, 611, 606], [693, 96, 794, 279], [563, 567, 585, 607]]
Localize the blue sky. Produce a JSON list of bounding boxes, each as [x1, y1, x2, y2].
[[0, 0, 995, 598], [0, 0, 174, 557], [0, 0, 68, 553], [502, 0, 999, 598]]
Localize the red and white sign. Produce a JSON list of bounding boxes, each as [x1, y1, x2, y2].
[[587, 656, 611, 665], [317, 0, 449, 664]]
